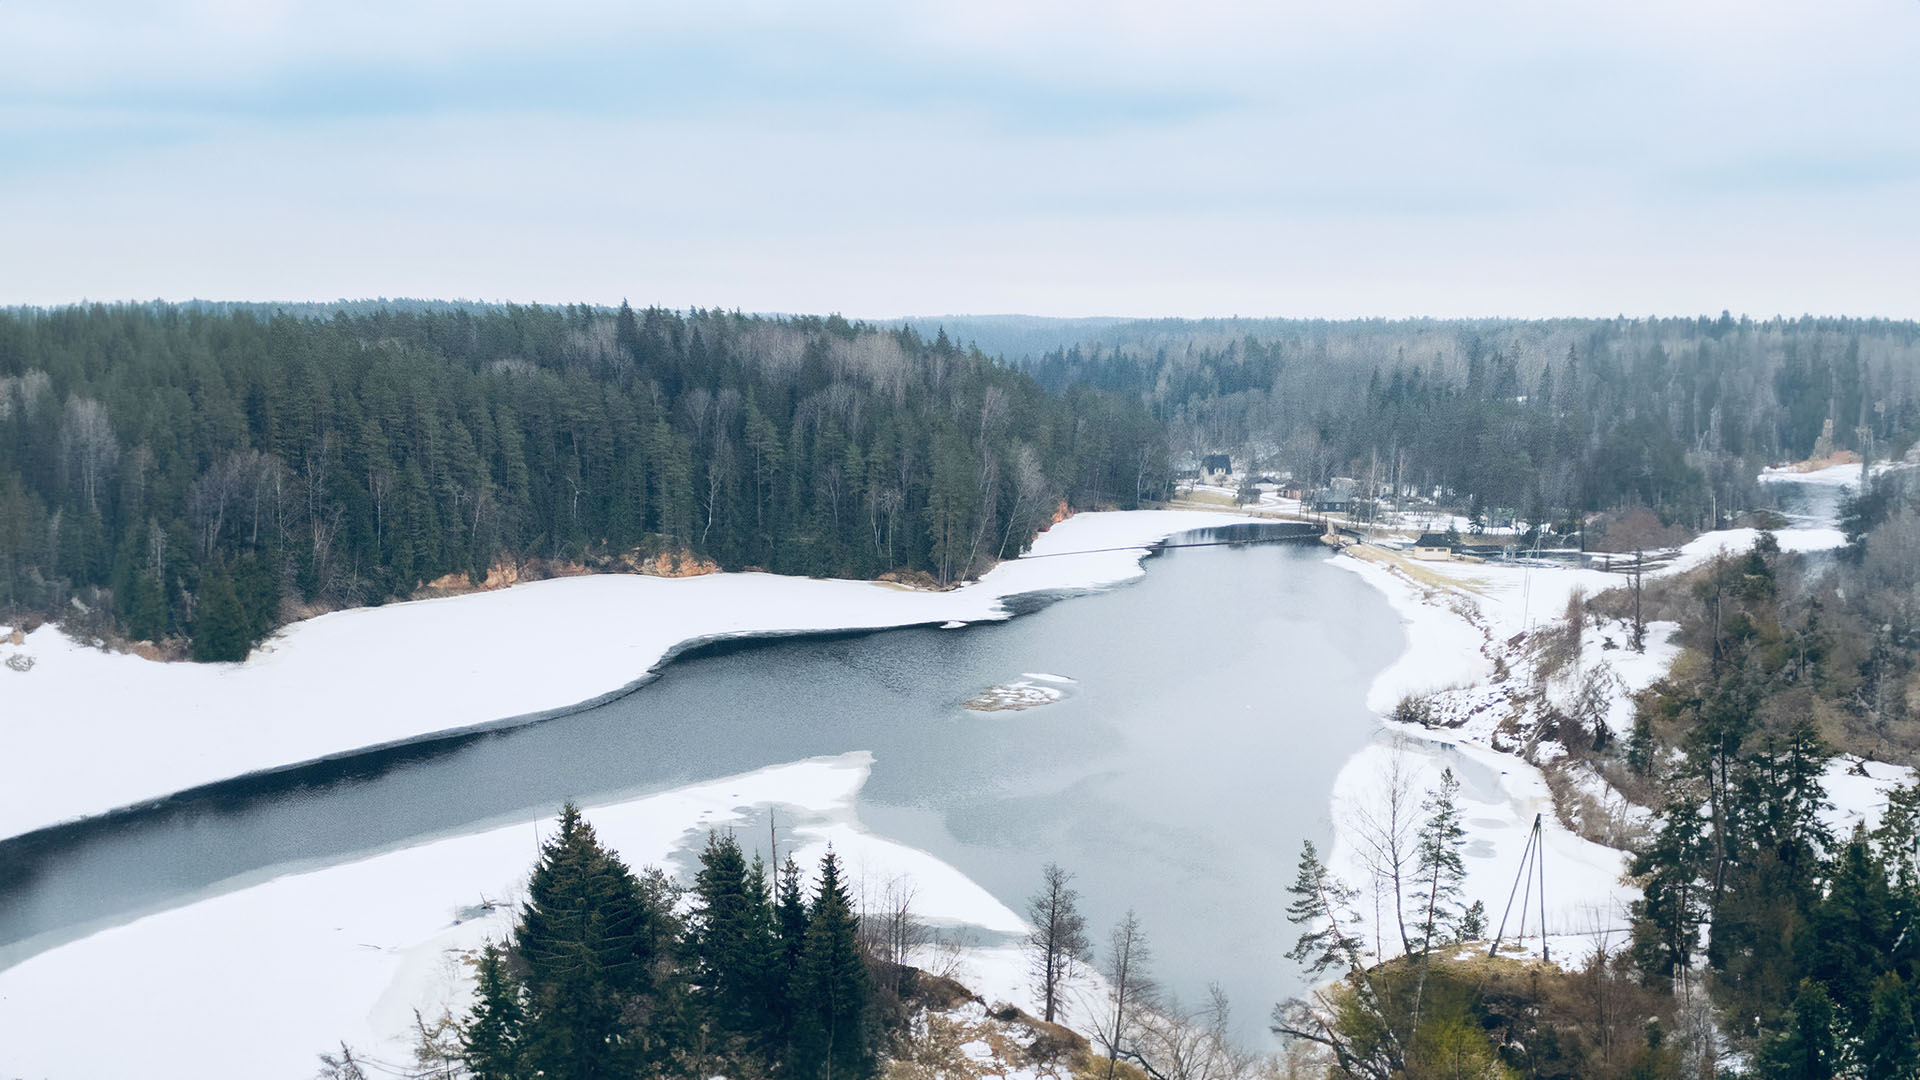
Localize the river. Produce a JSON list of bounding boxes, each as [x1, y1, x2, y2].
[[0, 530, 1403, 1041]]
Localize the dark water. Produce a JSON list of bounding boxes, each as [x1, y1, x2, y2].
[[0, 534, 1400, 1040]]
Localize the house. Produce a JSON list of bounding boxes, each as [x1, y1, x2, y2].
[[1200, 454, 1232, 485], [1310, 487, 1354, 514], [1309, 476, 1358, 514], [1411, 532, 1456, 560]]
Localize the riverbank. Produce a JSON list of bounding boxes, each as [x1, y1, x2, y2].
[[1315, 465, 1912, 967], [0, 753, 1046, 1079], [1, 485, 1895, 1075], [0, 508, 1251, 842]]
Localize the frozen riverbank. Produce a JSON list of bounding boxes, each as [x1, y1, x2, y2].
[[0, 753, 1042, 1079], [0, 509, 1250, 842], [1318, 464, 1909, 966]]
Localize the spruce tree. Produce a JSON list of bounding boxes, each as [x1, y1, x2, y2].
[[740, 854, 785, 1059], [1862, 973, 1920, 1080], [1801, 832, 1894, 1031], [1629, 790, 1707, 984], [461, 942, 524, 1080], [792, 850, 874, 1080], [1759, 979, 1846, 1080], [768, 854, 811, 1061], [191, 565, 251, 661], [514, 803, 658, 1080], [1458, 900, 1487, 942], [689, 831, 774, 1053]]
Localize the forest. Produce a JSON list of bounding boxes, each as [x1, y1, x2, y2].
[[1020, 316, 1920, 536], [0, 304, 1166, 660]]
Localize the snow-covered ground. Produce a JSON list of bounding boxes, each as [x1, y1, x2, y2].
[[3, 466, 1906, 1078], [0, 753, 1040, 1080], [1319, 462, 1908, 969], [1325, 554, 1671, 965], [0, 509, 1249, 842], [1757, 460, 1888, 488]]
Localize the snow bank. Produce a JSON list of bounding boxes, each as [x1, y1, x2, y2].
[[1328, 556, 1491, 715], [0, 509, 1249, 841], [1757, 462, 1884, 488], [1654, 526, 1850, 578], [1318, 460, 1892, 973], [1821, 758, 1917, 837], [1328, 732, 1637, 967], [0, 752, 1034, 1080]]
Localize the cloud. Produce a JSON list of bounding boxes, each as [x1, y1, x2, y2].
[[2, 0, 1917, 315]]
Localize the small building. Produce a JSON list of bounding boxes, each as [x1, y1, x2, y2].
[[1200, 454, 1232, 485], [1411, 532, 1456, 561], [1310, 488, 1353, 514]]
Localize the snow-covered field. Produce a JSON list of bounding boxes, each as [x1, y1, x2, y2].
[[0, 509, 1249, 842], [0, 752, 1040, 1080]]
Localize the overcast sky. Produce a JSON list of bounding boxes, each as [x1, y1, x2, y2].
[[3, 0, 1917, 318]]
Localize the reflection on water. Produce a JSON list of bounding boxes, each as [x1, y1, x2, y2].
[[0, 536, 1400, 1040]]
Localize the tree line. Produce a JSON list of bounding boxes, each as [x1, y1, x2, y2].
[[1023, 315, 1920, 536], [0, 303, 1167, 660]]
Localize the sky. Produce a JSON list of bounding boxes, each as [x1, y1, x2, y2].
[[2, 0, 1918, 319]]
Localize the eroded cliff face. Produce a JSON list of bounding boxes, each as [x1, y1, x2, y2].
[[412, 548, 723, 601]]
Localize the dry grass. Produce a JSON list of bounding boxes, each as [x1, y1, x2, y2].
[[1170, 488, 1237, 507], [1345, 542, 1484, 594]]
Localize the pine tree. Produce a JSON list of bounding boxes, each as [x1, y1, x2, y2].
[[1759, 979, 1846, 1080], [1862, 973, 1920, 1080], [791, 850, 874, 1080], [1801, 832, 1894, 1031], [1025, 863, 1091, 1025], [514, 803, 658, 1079], [1458, 900, 1487, 943], [461, 942, 524, 1080], [689, 831, 773, 1052], [191, 564, 252, 662], [1284, 840, 1365, 977], [1411, 768, 1466, 955]]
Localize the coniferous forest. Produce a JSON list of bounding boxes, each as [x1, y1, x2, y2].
[[0, 303, 1166, 660]]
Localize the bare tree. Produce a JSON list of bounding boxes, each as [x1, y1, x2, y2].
[[1093, 909, 1157, 1079], [858, 874, 928, 999], [1345, 743, 1420, 956], [1025, 862, 1092, 1024], [60, 396, 119, 513], [315, 1042, 368, 1080], [1131, 985, 1252, 1080], [998, 442, 1053, 560]]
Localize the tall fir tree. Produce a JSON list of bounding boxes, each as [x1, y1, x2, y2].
[[791, 850, 875, 1080], [1862, 973, 1920, 1080], [190, 564, 252, 662], [461, 942, 525, 1080], [514, 803, 663, 1079], [689, 832, 777, 1055], [1759, 980, 1847, 1080]]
